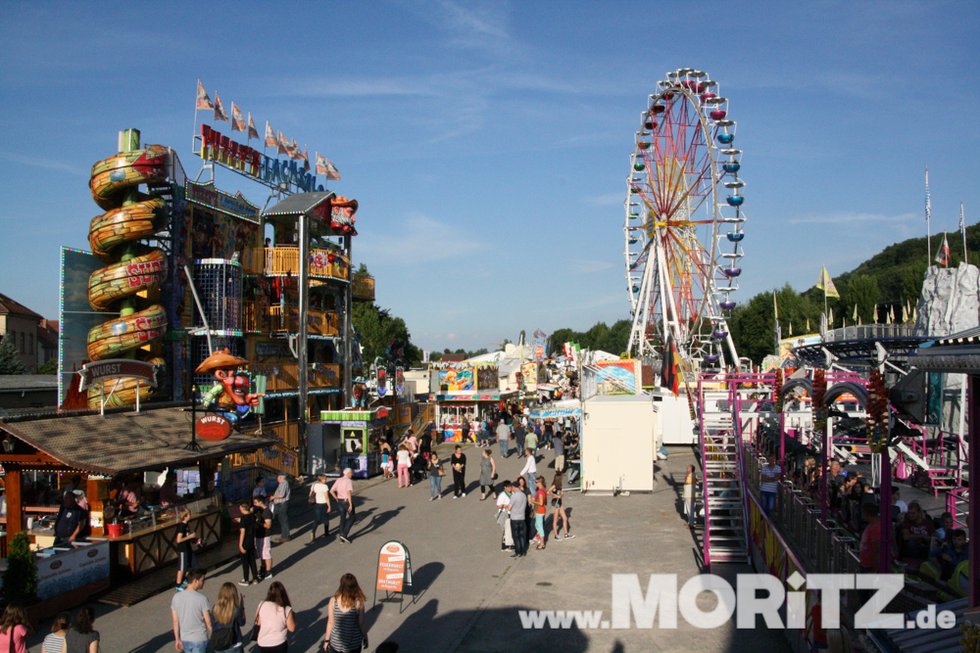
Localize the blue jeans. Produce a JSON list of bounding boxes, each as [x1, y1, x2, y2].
[[181, 641, 208, 653], [429, 474, 442, 498], [526, 472, 536, 491], [761, 491, 776, 515], [500, 440, 509, 458]]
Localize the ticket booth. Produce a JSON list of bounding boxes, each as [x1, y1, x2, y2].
[[319, 409, 387, 478]]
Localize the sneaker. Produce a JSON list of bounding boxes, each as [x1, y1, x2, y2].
[[339, 535, 351, 544], [461, 492, 466, 497], [553, 535, 562, 541], [238, 580, 251, 587], [453, 495, 459, 500], [263, 572, 273, 580], [564, 533, 575, 539]]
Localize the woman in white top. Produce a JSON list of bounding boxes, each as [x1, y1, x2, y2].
[[309, 474, 333, 542], [520, 448, 537, 489], [396, 445, 412, 489], [254, 581, 296, 652]]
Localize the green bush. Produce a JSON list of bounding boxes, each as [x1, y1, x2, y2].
[[3, 532, 37, 604]]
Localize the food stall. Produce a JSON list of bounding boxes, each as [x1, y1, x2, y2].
[[318, 409, 386, 478], [0, 406, 274, 580]]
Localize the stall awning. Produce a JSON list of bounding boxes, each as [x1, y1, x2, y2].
[[530, 399, 582, 419], [0, 407, 276, 475]]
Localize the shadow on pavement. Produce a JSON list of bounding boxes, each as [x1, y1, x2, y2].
[[382, 599, 591, 653]]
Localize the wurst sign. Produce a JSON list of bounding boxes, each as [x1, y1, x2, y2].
[[375, 540, 412, 593], [79, 359, 158, 391]]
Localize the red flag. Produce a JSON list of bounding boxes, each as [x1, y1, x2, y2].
[[315, 152, 329, 175], [322, 157, 341, 181], [213, 93, 229, 122], [935, 234, 951, 267], [195, 80, 214, 111], [289, 138, 302, 160], [247, 113, 259, 141], [231, 102, 245, 132], [265, 121, 277, 149], [277, 131, 289, 155], [660, 336, 680, 396]]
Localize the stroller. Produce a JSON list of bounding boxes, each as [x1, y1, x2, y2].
[[410, 453, 428, 485]]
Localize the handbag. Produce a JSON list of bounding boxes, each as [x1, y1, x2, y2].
[[249, 602, 263, 642], [308, 491, 316, 504]]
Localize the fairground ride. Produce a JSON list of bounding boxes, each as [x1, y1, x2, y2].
[[624, 67, 746, 388]]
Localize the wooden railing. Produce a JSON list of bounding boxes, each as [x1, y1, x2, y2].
[[230, 440, 299, 478], [242, 246, 349, 281], [351, 274, 375, 302], [243, 302, 339, 337], [248, 362, 341, 392]]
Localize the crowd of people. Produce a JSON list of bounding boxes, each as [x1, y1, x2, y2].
[[0, 604, 100, 653], [757, 446, 969, 584], [167, 568, 379, 653]]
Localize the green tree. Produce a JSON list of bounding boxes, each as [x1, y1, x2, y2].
[[352, 302, 421, 367], [3, 532, 37, 604], [0, 336, 26, 374], [35, 358, 58, 375]]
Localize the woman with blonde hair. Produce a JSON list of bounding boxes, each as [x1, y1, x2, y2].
[[323, 573, 368, 652], [210, 582, 246, 652], [0, 605, 31, 653]]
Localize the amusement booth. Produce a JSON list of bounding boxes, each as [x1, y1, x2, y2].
[[317, 409, 386, 478]]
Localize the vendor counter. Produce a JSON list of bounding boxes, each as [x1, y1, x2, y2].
[[106, 497, 221, 577]]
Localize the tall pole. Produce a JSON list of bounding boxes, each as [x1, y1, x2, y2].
[[297, 211, 310, 472], [925, 167, 932, 265], [961, 202, 969, 263], [343, 234, 353, 408]]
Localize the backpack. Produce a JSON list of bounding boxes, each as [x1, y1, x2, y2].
[[209, 617, 236, 650]]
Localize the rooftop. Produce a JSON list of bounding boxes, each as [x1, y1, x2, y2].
[[0, 292, 44, 320]]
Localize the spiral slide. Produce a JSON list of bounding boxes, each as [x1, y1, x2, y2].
[[85, 132, 169, 408]]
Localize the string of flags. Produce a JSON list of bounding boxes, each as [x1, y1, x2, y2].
[[195, 80, 340, 180]]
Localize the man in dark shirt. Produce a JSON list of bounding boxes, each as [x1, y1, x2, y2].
[[175, 509, 197, 589], [54, 492, 82, 546], [237, 502, 259, 586], [253, 496, 274, 580]]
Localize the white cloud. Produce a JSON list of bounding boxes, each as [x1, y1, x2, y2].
[[356, 212, 481, 264], [0, 150, 83, 175]]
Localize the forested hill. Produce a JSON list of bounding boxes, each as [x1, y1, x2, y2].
[[729, 223, 980, 363]]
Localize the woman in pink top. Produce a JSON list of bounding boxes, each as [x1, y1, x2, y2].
[[0, 605, 31, 653], [254, 581, 296, 652]]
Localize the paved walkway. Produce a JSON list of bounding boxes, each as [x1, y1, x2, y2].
[[30, 445, 790, 653]]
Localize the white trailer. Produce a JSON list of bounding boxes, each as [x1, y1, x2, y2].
[[651, 388, 697, 445], [580, 394, 656, 492]]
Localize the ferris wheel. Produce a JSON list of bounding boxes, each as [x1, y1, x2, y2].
[[624, 67, 745, 379]]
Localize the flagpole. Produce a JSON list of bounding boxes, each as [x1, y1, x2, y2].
[[192, 80, 200, 157], [961, 202, 968, 263], [925, 166, 932, 266]]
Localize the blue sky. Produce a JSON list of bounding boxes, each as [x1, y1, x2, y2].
[[2, 1, 978, 352]]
